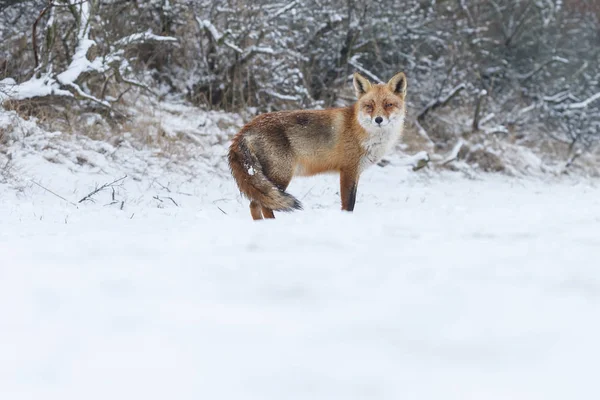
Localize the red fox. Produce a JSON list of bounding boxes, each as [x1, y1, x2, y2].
[[228, 71, 407, 220]]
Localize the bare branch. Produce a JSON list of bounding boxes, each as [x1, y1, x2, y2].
[[79, 175, 127, 204], [32, 0, 53, 68], [418, 84, 466, 121], [30, 179, 77, 207]]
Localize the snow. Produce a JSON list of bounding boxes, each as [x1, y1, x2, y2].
[[198, 19, 223, 42], [56, 1, 94, 86], [349, 54, 384, 83], [440, 140, 463, 164], [0, 74, 72, 102], [267, 1, 299, 21], [244, 46, 275, 56], [558, 91, 600, 110], [114, 29, 178, 47], [2, 107, 600, 399], [0, 0, 94, 101], [197, 18, 243, 53], [0, 2, 176, 104], [264, 89, 299, 101]]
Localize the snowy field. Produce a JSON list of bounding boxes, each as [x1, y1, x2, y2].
[[2, 156, 600, 399], [2, 106, 600, 399]]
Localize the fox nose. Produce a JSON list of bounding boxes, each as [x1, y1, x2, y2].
[[375, 116, 383, 124]]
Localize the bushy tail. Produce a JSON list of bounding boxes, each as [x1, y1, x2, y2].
[[228, 136, 302, 212]]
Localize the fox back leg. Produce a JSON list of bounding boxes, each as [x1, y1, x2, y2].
[[250, 200, 263, 220], [261, 207, 275, 219]]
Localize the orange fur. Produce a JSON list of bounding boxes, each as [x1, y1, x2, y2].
[[228, 72, 407, 220]]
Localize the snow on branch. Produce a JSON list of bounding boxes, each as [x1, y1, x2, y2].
[[243, 46, 274, 56], [543, 91, 577, 103], [64, 82, 111, 108], [240, 46, 276, 65], [197, 18, 243, 53], [264, 89, 299, 102], [400, 151, 430, 171], [348, 55, 383, 83], [1, 1, 91, 102], [417, 83, 465, 120], [482, 125, 509, 135], [1, 1, 176, 106], [1, 0, 94, 101], [56, 0, 94, 85], [0, 75, 72, 102], [440, 139, 464, 165], [478, 112, 495, 127], [114, 29, 178, 47], [518, 56, 569, 82], [267, 1, 299, 21], [557, 92, 600, 110], [439, 84, 466, 105], [198, 19, 222, 42], [519, 103, 536, 115]]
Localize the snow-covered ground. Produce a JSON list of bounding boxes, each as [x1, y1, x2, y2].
[[2, 107, 600, 399]]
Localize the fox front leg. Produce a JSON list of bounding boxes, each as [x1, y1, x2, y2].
[[340, 168, 359, 212]]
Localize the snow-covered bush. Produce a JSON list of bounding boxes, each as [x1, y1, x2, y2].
[[0, 0, 177, 115], [1, 0, 599, 169]]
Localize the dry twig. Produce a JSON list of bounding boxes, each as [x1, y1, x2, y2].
[[79, 175, 127, 203]]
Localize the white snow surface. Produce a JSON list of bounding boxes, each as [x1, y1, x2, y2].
[[1, 106, 600, 399]]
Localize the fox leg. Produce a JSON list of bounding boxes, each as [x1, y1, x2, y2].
[[340, 168, 359, 212], [249, 200, 263, 220], [261, 207, 275, 219]]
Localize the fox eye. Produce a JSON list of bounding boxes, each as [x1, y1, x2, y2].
[[385, 103, 394, 108], [365, 104, 374, 112]]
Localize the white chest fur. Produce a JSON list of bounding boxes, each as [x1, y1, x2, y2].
[[359, 117, 404, 172]]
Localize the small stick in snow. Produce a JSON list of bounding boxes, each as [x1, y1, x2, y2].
[[79, 175, 127, 204], [302, 185, 315, 200], [166, 197, 179, 207], [30, 179, 78, 207], [154, 180, 171, 192], [216, 206, 227, 215], [153, 195, 179, 207]]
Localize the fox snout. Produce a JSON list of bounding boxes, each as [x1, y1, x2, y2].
[[372, 115, 389, 127], [371, 115, 391, 127], [358, 112, 394, 128]]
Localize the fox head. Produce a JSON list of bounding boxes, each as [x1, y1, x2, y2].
[[353, 72, 407, 131]]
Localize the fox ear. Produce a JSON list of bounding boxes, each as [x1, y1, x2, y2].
[[353, 72, 372, 98], [387, 72, 407, 97]]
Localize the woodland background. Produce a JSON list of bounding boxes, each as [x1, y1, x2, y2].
[[1, 0, 599, 174]]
